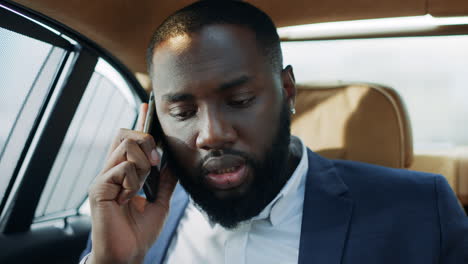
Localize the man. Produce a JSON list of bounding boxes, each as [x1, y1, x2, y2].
[[80, 1, 468, 263]]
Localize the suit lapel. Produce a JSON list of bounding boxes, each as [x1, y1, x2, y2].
[[144, 150, 353, 264], [143, 184, 189, 264], [298, 150, 353, 264]]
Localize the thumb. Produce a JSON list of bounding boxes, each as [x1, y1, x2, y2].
[[135, 103, 148, 132]]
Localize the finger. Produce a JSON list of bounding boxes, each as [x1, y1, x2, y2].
[[117, 161, 141, 204], [89, 161, 140, 205], [125, 139, 152, 180], [137, 133, 160, 166], [102, 138, 152, 180], [104, 102, 148, 161], [136, 103, 148, 132], [107, 129, 159, 167]]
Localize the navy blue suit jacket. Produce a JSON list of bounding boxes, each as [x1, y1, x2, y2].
[[81, 149, 468, 263]]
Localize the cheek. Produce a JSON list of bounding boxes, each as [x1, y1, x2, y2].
[[165, 135, 198, 170], [232, 92, 283, 157], [158, 115, 199, 167], [157, 108, 197, 145]]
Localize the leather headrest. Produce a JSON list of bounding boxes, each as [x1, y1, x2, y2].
[[291, 83, 413, 168]]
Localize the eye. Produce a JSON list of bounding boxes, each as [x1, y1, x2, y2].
[[169, 106, 197, 121], [228, 95, 255, 108]]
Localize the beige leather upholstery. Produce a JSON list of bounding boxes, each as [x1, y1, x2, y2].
[[291, 83, 413, 168], [459, 152, 468, 205], [291, 83, 468, 206], [410, 148, 468, 205]]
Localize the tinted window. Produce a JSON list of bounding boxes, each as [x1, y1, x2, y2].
[[0, 26, 68, 202], [34, 59, 138, 220]]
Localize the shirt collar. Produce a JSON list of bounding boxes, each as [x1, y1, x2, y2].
[[251, 136, 308, 226]]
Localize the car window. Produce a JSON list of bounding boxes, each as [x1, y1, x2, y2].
[[282, 36, 468, 151], [0, 3, 145, 233], [0, 27, 51, 152], [34, 59, 138, 221], [0, 23, 69, 205]]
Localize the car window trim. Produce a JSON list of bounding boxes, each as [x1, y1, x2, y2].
[[1, 48, 98, 234], [0, 0, 147, 233], [0, 4, 72, 49], [0, 48, 72, 212], [0, 2, 77, 212], [2, 0, 147, 102]]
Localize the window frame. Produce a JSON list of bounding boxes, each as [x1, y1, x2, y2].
[[0, 0, 147, 234], [0, 5, 75, 215]]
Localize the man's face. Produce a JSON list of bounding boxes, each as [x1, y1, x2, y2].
[[151, 24, 295, 228]]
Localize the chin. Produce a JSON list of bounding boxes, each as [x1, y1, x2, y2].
[[208, 183, 252, 200], [205, 172, 255, 200]]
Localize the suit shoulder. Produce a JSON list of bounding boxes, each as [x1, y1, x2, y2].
[[331, 159, 441, 202], [332, 159, 439, 184]]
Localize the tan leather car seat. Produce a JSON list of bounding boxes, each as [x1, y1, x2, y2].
[[410, 148, 468, 206], [291, 83, 468, 206], [291, 83, 413, 168]]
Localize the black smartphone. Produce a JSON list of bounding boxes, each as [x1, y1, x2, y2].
[[142, 91, 166, 202]]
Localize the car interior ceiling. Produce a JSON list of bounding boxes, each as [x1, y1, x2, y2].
[[11, 0, 468, 74]]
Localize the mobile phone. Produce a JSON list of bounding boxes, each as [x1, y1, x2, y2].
[[142, 91, 165, 202]]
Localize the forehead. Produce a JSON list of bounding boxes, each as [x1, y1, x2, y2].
[[150, 24, 267, 95]]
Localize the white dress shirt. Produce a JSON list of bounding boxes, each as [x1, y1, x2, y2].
[[80, 137, 308, 264], [164, 137, 308, 264]]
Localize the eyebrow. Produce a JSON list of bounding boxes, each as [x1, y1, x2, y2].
[[161, 75, 252, 103], [162, 93, 195, 103], [217, 75, 252, 93]]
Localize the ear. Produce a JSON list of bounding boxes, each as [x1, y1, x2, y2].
[[281, 65, 296, 108]]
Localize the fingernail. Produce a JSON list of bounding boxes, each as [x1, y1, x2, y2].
[[151, 149, 160, 164]]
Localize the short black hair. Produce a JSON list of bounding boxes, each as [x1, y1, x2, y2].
[[146, 0, 283, 76]]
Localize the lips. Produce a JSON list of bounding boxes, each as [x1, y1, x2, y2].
[[202, 155, 249, 190], [203, 154, 244, 172], [212, 166, 239, 174], [205, 165, 247, 190]]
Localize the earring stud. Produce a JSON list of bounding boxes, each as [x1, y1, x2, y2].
[[291, 107, 296, 115]]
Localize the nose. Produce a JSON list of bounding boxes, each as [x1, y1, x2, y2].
[[196, 108, 237, 150]]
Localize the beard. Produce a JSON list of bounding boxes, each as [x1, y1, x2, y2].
[[164, 102, 292, 229]]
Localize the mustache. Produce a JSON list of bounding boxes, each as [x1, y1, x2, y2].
[[198, 148, 257, 175]]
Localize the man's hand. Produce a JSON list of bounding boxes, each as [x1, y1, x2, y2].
[[87, 103, 177, 264]]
